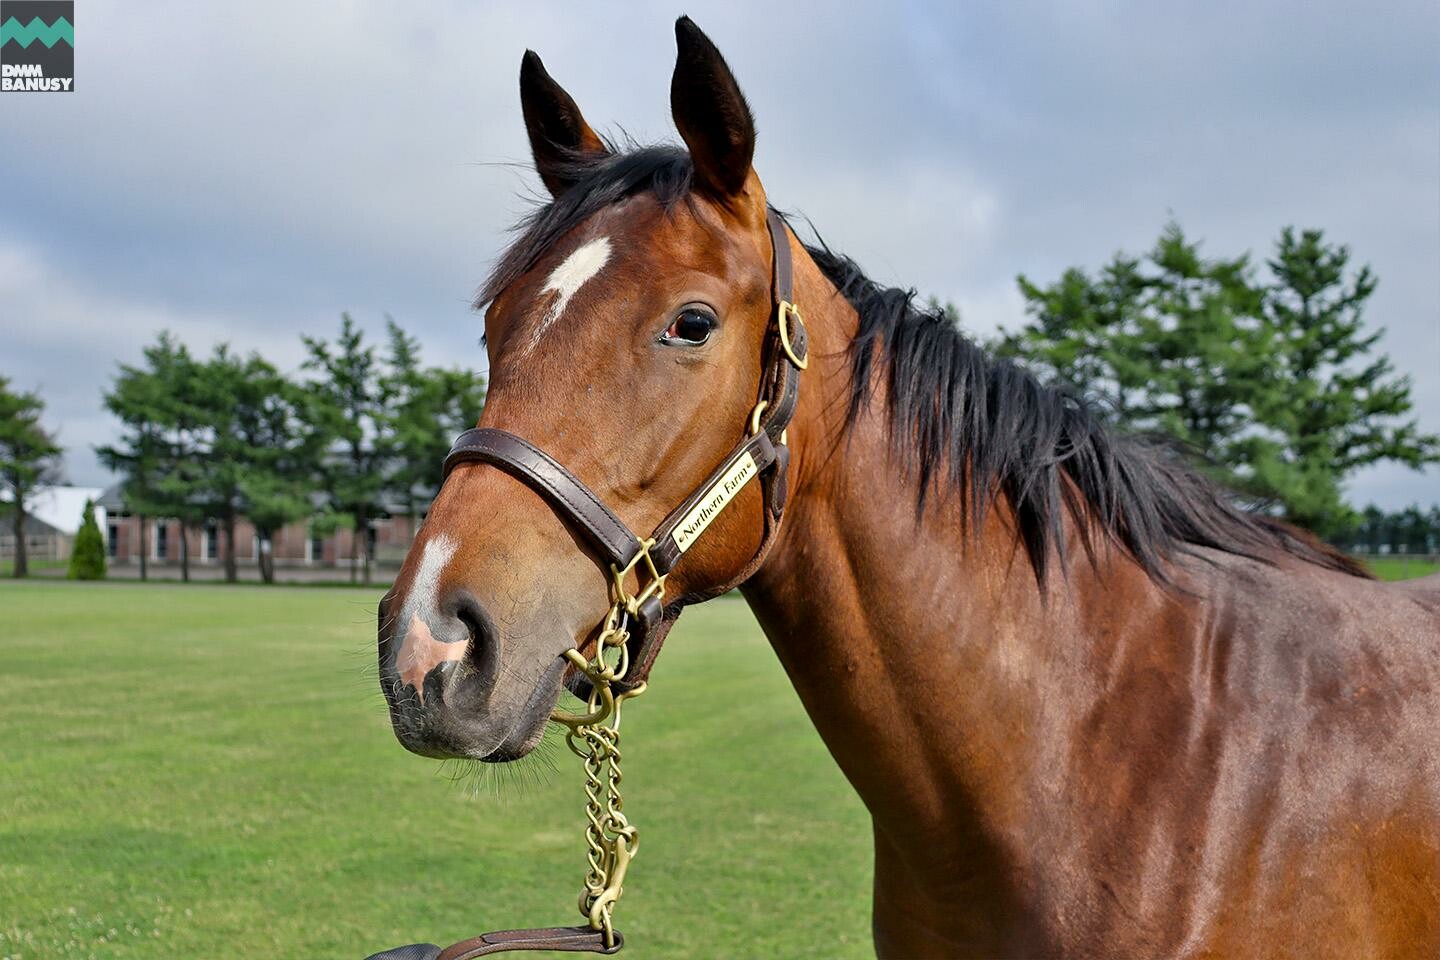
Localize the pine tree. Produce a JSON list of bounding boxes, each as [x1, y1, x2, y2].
[[1247, 229, 1439, 533], [1001, 223, 1439, 535], [302, 314, 388, 583], [0, 376, 63, 578], [197, 346, 321, 584], [67, 499, 107, 579], [381, 318, 487, 525], [98, 334, 204, 581]]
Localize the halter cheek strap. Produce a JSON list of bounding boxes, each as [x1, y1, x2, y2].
[[366, 211, 807, 960], [439, 208, 807, 691]]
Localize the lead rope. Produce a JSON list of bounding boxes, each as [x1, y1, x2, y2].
[[549, 541, 665, 948]]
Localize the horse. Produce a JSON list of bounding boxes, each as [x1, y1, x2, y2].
[[376, 17, 1440, 959]]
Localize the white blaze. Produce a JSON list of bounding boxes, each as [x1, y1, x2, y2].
[[529, 236, 612, 349], [402, 533, 457, 627], [395, 533, 461, 702]]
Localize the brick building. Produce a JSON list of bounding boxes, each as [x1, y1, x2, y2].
[[96, 485, 422, 573]]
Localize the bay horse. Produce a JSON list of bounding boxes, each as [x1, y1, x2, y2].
[[377, 17, 1440, 958]]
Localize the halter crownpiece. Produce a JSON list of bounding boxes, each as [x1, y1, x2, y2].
[[438, 208, 805, 692], [366, 209, 805, 959]]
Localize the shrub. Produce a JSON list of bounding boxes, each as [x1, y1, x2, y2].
[[68, 499, 107, 580]]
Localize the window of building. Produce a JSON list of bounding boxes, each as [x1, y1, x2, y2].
[[154, 521, 168, 560], [205, 525, 219, 561], [366, 525, 378, 560], [309, 535, 324, 564], [107, 523, 119, 558]]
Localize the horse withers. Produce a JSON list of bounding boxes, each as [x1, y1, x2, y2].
[[376, 18, 1440, 959]]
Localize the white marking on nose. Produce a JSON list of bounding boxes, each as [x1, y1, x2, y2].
[[528, 236, 612, 350], [395, 534, 461, 703], [408, 532, 452, 624], [406, 533, 458, 625]]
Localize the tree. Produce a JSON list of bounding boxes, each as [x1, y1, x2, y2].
[[1002, 224, 1268, 462], [303, 314, 388, 583], [0, 376, 63, 578], [68, 499, 106, 579], [301, 314, 485, 583], [1000, 223, 1439, 535], [148, 340, 207, 582], [380, 319, 487, 528], [1004, 259, 1152, 420], [195, 346, 321, 584], [1340, 503, 1440, 555], [98, 334, 204, 581], [1246, 229, 1440, 532]]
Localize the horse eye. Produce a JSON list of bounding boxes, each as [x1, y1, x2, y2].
[[662, 308, 716, 346]]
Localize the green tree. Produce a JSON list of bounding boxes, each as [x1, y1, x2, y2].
[[98, 334, 204, 581], [1348, 504, 1388, 553], [301, 314, 485, 582], [0, 376, 63, 578], [1001, 223, 1439, 535], [380, 319, 487, 526], [923, 296, 963, 328], [67, 499, 107, 580], [1244, 229, 1439, 533], [1004, 257, 1153, 420], [150, 340, 207, 581], [195, 346, 322, 584], [1344, 503, 1440, 555], [303, 314, 388, 583], [1002, 224, 1267, 459]]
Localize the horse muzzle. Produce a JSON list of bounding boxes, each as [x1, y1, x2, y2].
[[377, 590, 565, 761]]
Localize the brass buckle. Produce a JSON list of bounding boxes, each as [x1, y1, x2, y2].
[[778, 301, 809, 370]]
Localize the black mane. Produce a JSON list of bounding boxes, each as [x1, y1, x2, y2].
[[482, 144, 1370, 584]]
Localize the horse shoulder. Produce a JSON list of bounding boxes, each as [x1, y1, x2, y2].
[[1168, 555, 1440, 956]]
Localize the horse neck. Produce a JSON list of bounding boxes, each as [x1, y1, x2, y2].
[[740, 247, 1181, 852]]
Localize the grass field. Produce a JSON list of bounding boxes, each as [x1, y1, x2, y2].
[[1368, 556, 1440, 581], [0, 583, 873, 960], [0, 561, 65, 578], [5, 560, 1434, 959]]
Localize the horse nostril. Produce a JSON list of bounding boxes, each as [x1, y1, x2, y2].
[[450, 590, 501, 697]]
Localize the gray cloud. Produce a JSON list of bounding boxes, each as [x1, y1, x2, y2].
[[2, 0, 1435, 506]]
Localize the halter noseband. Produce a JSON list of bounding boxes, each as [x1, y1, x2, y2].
[[439, 208, 807, 692], [366, 210, 808, 960]]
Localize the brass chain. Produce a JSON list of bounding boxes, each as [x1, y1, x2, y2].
[[550, 543, 663, 949]]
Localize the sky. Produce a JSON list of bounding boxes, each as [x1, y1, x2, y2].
[[3, 0, 1437, 508]]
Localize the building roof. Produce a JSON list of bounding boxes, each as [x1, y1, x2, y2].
[[98, 483, 127, 512]]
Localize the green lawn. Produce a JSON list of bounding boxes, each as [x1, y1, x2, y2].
[[0, 583, 873, 960], [0, 560, 66, 578], [1367, 556, 1439, 582]]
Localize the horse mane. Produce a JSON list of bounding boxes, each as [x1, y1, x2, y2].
[[481, 143, 1372, 585]]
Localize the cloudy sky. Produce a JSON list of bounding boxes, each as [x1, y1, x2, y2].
[[4, 1, 1437, 506]]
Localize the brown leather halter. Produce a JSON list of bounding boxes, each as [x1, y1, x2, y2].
[[365, 209, 806, 959]]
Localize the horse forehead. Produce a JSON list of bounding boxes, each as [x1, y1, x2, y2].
[[543, 236, 612, 299], [516, 210, 726, 344], [524, 235, 615, 350]]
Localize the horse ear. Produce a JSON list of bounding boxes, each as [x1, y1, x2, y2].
[[520, 50, 608, 197], [670, 17, 759, 208]]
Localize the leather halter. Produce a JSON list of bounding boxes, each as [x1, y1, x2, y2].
[[366, 209, 806, 960], [439, 208, 807, 693]]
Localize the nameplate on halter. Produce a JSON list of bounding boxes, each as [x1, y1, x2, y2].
[[670, 450, 759, 554]]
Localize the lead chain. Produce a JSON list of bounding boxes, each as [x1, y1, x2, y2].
[[552, 605, 647, 949]]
